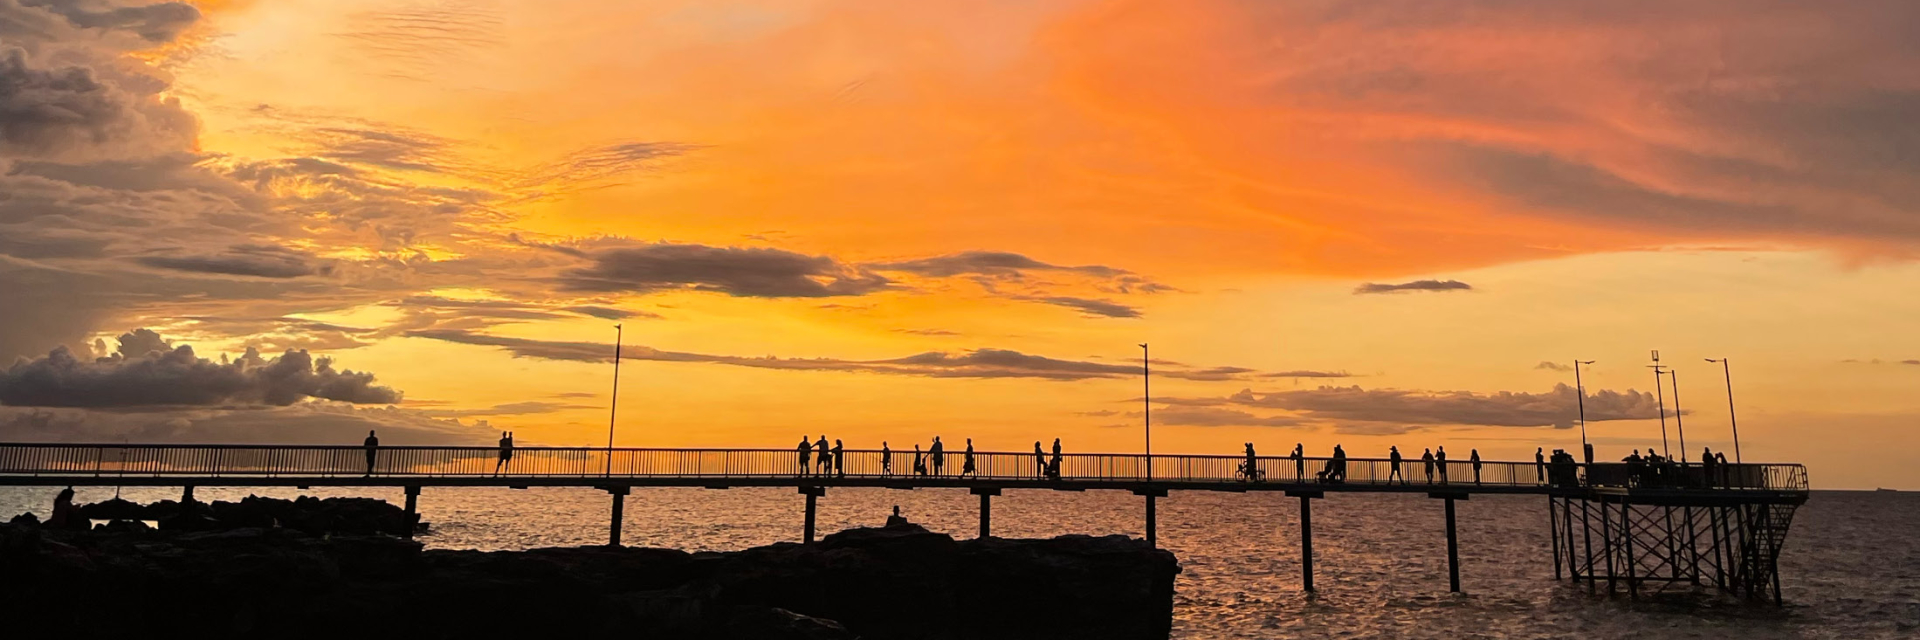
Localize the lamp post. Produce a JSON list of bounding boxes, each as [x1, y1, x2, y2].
[[1705, 358, 1741, 463], [1649, 350, 1670, 459], [1140, 343, 1150, 481], [606, 323, 623, 476], [1670, 368, 1687, 463], [1574, 359, 1595, 463]]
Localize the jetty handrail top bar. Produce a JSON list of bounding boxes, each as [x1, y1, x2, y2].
[[0, 442, 1809, 465]]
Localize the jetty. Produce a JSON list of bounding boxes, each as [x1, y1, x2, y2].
[[0, 443, 1808, 604]]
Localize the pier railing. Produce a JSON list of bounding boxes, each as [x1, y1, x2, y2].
[[0, 443, 1808, 492]]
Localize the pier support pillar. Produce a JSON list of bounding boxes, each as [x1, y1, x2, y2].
[[1289, 490, 1324, 592], [1133, 489, 1167, 548], [182, 485, 195, 504], [971, 487, 1000, 539], [1549, 497, 1562, 579], [606, 486, 629, 547], [403, 486, 420, 540], [1430, 492, 1468, 593], [800, 486, 826, 543]]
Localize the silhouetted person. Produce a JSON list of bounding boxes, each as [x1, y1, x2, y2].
[[930, 436, 946, 477], [1422, 448, 1435, 484], [1034, 441, 1046, 477], [1242, 442, 1260, 481], [1048, 439, 1064, 480], [1701, 447, 1717, 488], [1624, 450, 1645, 487], [1435, 446, 1449, 484], [882, 442, 893, 476], [913, 444, 927, 476], [1716, 451, 1729, 486], [962, 439, 976, 477], [363, 430, 379, 477], [1291, 443, 1304, 481], [1535, 447, 1545, 483], [1583, 442, 1595, 465], [887, 505, 909, 527], [494, 431, 513, 476], [1333, 444, 1347, 482], [815, 435, 831, 474], [1389, 446, 1404, 484], [49, 487, 77, 529], [1470, 449, 1483, 485], [797, 436, 813, 476], [832, 439, 845, 477]]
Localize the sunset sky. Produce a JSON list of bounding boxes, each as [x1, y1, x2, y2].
[[2, 0, 1917, 489]]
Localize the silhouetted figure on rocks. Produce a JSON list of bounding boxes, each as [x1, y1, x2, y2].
[[913, 445, 927, 476], [494, 431, 514, 476], [882, 442, 892, 476], [1535, 447, 1546, 483], [886, 505, 909, 527], [1291, 444, 1304, 481], [962, 439, 976, 477], [1470, 449, 1483, 485], [1422, 448, 1435, 484], [49, 487, 78, 529], [797, 436, 813, 476], [930, 437, 946, 477], [1034, 441, 1046, 477], [363, 430, 379, 477], [832, 439, 846, 477], [1389, 446, 1404, 485], [1436, 446, 1449, 484]]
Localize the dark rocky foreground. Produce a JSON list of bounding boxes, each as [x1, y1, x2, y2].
[[0, 509, 1179, 640]]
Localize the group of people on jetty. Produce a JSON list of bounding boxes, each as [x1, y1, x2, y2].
[[794, 436, 1071, 480]]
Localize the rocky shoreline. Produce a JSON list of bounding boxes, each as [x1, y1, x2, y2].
[[2, 498, 1179, 639]]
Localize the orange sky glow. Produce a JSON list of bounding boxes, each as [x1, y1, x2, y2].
[[2, 0, 1917, 489]]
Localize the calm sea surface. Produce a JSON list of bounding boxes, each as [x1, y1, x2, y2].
[[4, 486, 1915, 638]]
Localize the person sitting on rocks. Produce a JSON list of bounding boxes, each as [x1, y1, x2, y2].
[[886, 505, 910, 527], [49, 487, 78, 529]]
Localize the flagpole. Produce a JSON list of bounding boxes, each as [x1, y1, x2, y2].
[[606, 324, 622, 476]]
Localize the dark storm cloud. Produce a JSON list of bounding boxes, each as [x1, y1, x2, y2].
[[870, 251, 1127, 278], [0, 329, 402, 408], [133, 244, 328, 279], [1353, 279, 1473, 295], [0, 1, 201, 162], [1158, 384, 1661, 429], [559, 242, 892, 297]]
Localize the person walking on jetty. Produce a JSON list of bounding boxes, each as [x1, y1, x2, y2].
[[832, 439, 846, 477], [1535, 447, 1546, 483], [929, 436, 946, 477], [1034, 441, 1046, 477], [1388, 446, 1404, 485], [363, 430, 380, 477], [815, 435, 831, 475], [913, 444, 928, 477], [882, 442, 893, 476], [494, 431, 515, 476], [1422, 448, 1435, 484], [1470, 449, 1484, 485], [1701, 446, 1717, 488], [1435, 446, 1449, 484], [1291, 443, 1304, 481], [797, 435, 813, 476], [1241, 442, 1261, 481], [962, 439, 977, 477]]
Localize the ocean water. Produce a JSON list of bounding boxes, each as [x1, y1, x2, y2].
[[4, 486, 1915, 638]]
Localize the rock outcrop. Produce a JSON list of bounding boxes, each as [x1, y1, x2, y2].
[[70, 495, 419, 536], [0, 518, 1179, 640]]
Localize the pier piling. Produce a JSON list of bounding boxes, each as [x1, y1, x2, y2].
[[606, 486, 628, 547], [800, 486, 826, 543], [1134, 489, 1167, 548], [1288, 490, 1323, 592], [1431, 492, 1467, 592], [972, 487, 1000, 538]]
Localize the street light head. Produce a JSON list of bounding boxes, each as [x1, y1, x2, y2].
[[1578, 360, 1595, 365]]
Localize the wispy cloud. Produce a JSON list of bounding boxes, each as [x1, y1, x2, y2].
[[1354, 280, 1473, 295]]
